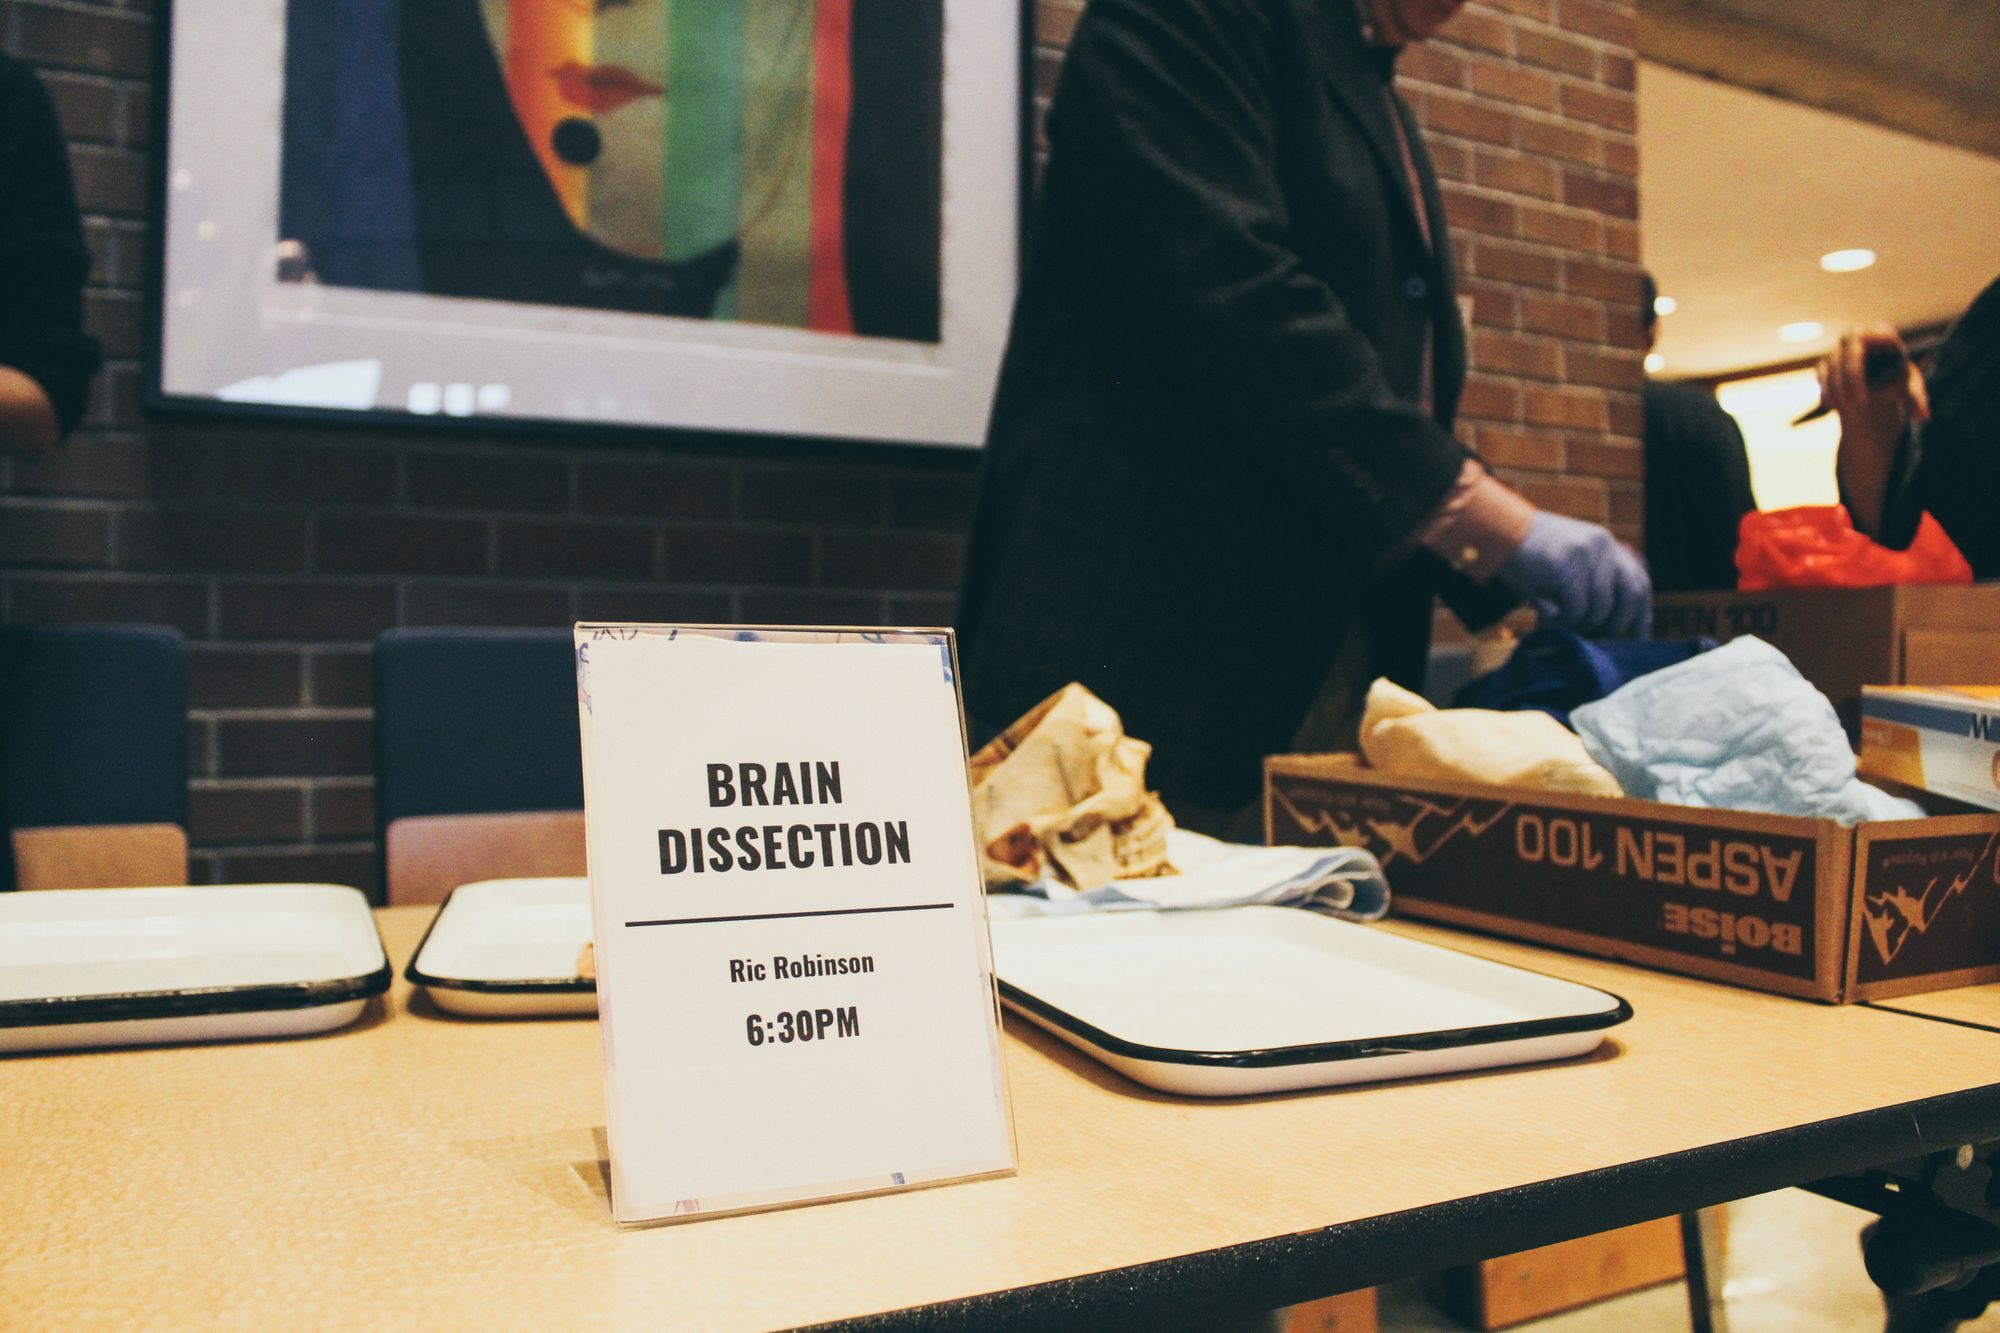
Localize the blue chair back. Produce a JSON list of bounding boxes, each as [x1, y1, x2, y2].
[[0, 624, 189, 829], [372, 627, 583, 836], [0, 625, 189, 887]]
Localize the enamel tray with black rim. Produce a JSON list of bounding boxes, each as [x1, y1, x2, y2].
[[0, 884, 390, 1055], [990, 906, 1631, 1096], [405, 877, 596, 1017]]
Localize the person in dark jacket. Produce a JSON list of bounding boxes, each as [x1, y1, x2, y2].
[[1824, 275, 2000, 579], [956, 0, 1650, 830], [1640, 272, 1759, 591], [0, 52, 101, 452]]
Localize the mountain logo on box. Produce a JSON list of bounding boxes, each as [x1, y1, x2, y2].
[[1270, 784, 1511, 866], [1862, 832, 1997, 967]]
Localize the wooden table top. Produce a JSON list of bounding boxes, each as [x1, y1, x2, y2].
[[8, 905, 2000, 1331], [1873, 983, 2000, 1034]]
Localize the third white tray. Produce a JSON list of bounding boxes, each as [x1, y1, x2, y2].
[[991, 906, 1630, 1096]]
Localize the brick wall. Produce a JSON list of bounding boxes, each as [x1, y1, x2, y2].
[[1405, 0, 1646, 537], [5, 0, 1640, 898]]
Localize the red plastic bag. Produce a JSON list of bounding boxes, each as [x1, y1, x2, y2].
[[1736, 505, 1973, 591]]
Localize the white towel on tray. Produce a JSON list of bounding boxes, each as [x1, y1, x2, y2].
[[987, 829, 1389, 921]]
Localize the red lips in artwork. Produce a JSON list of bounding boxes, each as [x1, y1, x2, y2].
[[548, 60, 666, 114]]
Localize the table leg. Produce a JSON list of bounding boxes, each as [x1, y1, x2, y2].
[[1680, 1208, 1731, 1333]]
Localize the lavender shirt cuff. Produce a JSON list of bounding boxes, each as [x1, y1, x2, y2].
[[1418, 461, 1538, 583]]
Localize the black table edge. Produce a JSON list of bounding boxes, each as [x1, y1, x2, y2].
[[1865, 1000, 2000, 1036], [802, 1082, 2000, 1333]]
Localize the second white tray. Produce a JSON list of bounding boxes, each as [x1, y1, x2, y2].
[[406, 877, 597, 1017], [991, 907, 1630, 1096]]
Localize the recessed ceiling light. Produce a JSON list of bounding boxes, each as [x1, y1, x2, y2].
[[1779, 321, 1825, 343], [1644, 352, 1666, 373], [1653, 295, 1677, 317], [1821, 248, 1877, 273]]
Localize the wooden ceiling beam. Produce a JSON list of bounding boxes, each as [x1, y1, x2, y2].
[[1640, 0, 2000, 159]]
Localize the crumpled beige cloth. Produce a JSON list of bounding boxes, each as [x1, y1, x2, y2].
[[970, 683, 1176, 889], [1359, 678, 1623, 797]]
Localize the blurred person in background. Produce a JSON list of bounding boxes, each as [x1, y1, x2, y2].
[[1640, 272, 1757, 591], [0, 51, 100, 454], [1824, 275, 2000, 580], [956, 0, 1650, 834]]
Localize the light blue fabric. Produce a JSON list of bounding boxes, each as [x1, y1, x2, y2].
[[989, 830, 1390, 921], [1571, 636, 1925, 825]]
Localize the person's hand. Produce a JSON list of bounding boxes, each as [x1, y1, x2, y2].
[[1820, 325, 1927, 534], [1496, 511, 1652, 639], [0, 366, 61, 455]]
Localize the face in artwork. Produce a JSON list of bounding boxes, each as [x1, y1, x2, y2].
[[284, 0, 944, 338], [479, 0, 676, 260]]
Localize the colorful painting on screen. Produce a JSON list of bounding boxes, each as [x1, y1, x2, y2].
[[278, 0, 944, 342]]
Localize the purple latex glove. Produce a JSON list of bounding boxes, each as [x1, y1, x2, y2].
[[1497, 511, 1653, 639]]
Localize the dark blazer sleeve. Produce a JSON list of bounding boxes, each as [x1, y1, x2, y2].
[[1046, 0, 1469, 556], [0, 57, 101, 439]]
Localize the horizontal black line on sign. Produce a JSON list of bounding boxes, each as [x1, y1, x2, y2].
[[626, 902, 955, 928]]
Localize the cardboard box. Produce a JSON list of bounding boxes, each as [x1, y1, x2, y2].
[[1653, 585, 2000, 735], [1434, 1217, 1694, 1330], [1862, 686, 2000, 813], [1265, 753, 2000, 1003]]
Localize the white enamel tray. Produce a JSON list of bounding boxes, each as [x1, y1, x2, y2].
[[0, 884, 389, 1054], [406, 877, 596, 1017], [990, 907, 1630, 1096]]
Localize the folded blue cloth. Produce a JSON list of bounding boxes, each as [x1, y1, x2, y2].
[[1571, 636, 1925, 824], [1453, 626, 1711, 728], [989, 830, 1390, 921]]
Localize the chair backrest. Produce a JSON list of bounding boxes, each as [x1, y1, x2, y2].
[[0, 625, 189, 890], [373, 628, 585, 903], [382, 809, 586, 907], [12, 824, 190, 892]]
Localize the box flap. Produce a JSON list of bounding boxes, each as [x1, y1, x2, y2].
[[1267, 752, 1847, 838], [1902, 629, 2000, 688], [1846, 816, 2000, 1000], [1887, 581, 2000, 622]]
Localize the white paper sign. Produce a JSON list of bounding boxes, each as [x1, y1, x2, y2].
[[574, 625, 1015, 1224]]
